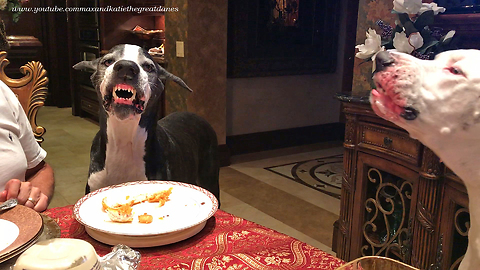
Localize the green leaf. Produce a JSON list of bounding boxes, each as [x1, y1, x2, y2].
[[403, 21, 418, 36], [417, 40, 438, 54], [12, 12, 20, 23], [420, 28, 436, 44], [440, 30, 456, 43], [397, 13, 411, 26], [394, 25, 403, 33], [414, 10, 434, 30], [382, 40, 394, 50]]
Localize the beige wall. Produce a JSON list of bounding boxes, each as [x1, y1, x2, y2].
[[226, 73, 344, 136]]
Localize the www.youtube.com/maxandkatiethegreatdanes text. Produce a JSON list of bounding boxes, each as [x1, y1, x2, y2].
[[11, 5, 179, 14]]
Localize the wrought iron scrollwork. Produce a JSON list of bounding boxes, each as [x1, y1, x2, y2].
[[429, 234, 443, 270], [362, 168, 413, 262], [450, 208, 470, 270]]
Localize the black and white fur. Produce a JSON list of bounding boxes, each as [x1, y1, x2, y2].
[[73, 44, 220, 201]]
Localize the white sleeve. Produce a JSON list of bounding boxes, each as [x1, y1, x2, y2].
[[17, 104, 46, 169], [1, 81, 47, 168]]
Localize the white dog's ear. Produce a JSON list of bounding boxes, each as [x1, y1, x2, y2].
[[73, 58, 100, 72]]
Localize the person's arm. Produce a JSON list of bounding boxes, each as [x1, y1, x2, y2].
[[0, 161, 54, 212]]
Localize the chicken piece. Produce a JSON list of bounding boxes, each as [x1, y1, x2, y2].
[[147, 187, 173, 207], [102, 197, 133, 223], [138, 213, 153, 224]]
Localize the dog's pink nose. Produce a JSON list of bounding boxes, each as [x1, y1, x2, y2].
[[114, 60, 140, 81], [375, 51, 395, 73]]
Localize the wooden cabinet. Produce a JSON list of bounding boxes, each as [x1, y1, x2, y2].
[[334, 100, 470, 270]]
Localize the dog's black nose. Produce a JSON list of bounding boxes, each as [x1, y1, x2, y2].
[[113, 60, 140, 80], [374, 51, 395, 73]]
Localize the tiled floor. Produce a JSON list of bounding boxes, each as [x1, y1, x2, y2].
[[37, 106, 342, 255]]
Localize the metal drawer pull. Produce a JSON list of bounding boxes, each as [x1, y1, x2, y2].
[[384, 137, 393, 147]]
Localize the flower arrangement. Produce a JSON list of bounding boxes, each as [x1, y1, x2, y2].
[[0, 0, 28, 23], [355, 0, 456, 64]]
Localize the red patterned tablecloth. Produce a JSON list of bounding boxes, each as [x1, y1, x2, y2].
[[44, 206, 345, 270]]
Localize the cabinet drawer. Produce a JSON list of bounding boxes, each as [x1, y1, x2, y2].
[[359, 123, 422, 165], [81, 98, 99, 116], [78, 84, 97, 101]]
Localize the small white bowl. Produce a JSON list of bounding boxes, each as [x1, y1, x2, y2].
[[14, 238, 99, 270]]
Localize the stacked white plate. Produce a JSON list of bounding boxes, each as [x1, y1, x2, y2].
[[73, 181, 218, 247]]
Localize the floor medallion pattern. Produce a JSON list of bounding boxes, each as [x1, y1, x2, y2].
[[265, 154, 343, 199]]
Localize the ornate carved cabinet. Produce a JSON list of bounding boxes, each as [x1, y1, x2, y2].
[[334, 99, 470, 270]]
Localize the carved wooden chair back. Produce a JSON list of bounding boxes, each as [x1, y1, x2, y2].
[[0, 51, 49, 144]]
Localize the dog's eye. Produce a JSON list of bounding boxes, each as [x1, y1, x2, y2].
[[448, 66, 463, 75], [142, 63, 155, 73], [103, 59, 114, 67]]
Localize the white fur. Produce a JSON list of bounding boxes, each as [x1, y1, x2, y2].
[[123, 44, 143, 63], [88, 45, 153, 191], [370, 50, 480, 270], [87, 116, 148, 190]]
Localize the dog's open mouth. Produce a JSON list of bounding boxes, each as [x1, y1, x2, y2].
[[103, 83, 145, 115], [371, 75, 419, 121], [113, 84, 135, 105]]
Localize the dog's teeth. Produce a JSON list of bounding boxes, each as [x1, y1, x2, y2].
[[375, 100, 387, 115]]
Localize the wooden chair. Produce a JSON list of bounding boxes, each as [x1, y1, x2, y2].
[[0, 51, 48, 144]]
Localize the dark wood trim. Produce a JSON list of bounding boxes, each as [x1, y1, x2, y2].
[[338, 0, 360, 125], [434, 13, 480, 49], [41, 0, 71, 107], [226, 122, 345, 156], [341, 0, 360, 94], [218, 144, 231, 167]]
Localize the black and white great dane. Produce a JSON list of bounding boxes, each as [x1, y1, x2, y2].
[[371, 49, 480, 270], [73, 44, 220, 202]]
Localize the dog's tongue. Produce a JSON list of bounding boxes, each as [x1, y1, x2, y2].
[[115, 98, 133, 105]]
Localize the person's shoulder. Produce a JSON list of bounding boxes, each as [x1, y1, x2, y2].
[[0, 80, 15, 99]]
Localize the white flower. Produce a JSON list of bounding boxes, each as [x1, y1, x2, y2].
[[408, 32, 424, 50], [0, 0, 7, 11], [355, 28, 382, 59], [418, 3, 446, 15], [444, 30, 456, 40], [393, 31, 415, 53], [393, 0, 423, 14]]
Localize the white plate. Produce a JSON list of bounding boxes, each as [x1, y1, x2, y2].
[[84, 221, 206, 247], [74, 181, 218, 237], [0, 219, 19, 251]]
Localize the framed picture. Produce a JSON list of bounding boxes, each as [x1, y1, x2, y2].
[[227, 0, 341, 77]]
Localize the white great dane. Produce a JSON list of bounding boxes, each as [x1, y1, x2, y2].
[[370, 49, 480, 270]]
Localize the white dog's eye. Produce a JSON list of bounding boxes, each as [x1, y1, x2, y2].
[[103, 58, 114, 67], [448, 66, 463, 75], [142, 63, 155, 73]]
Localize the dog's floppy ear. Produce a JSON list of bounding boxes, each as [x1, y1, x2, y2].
[[159, 67, 193, 92], [73, 58, 100, 72]]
